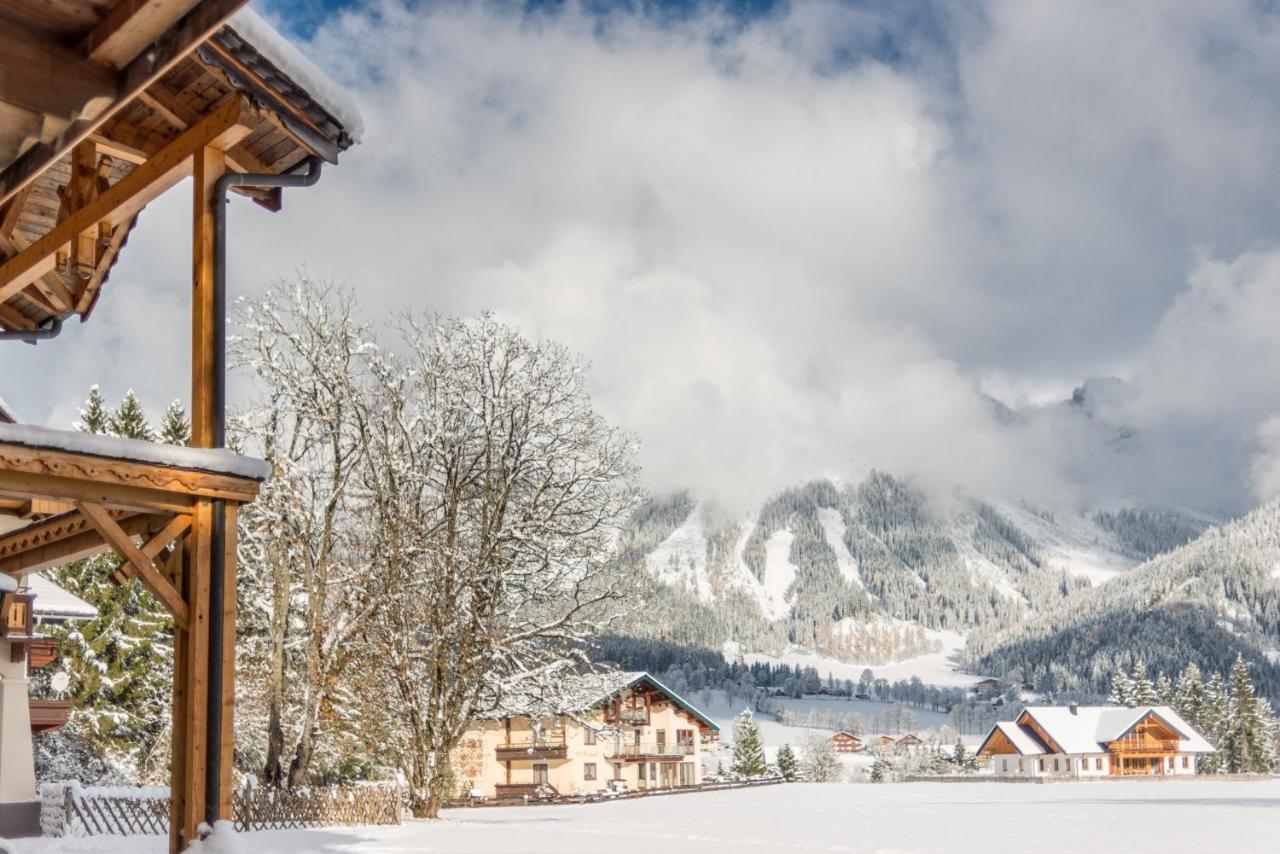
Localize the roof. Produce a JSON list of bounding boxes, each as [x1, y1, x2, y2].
[[0, 395, 14, 423], [485, 670, 719, 732], [26, 573, 96, 621], [832, 730, 861, 739], [0, 422, 271, 481], [0, 0, 360, 334], [982, 705, 1216, 756]]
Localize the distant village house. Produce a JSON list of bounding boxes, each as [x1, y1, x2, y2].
[[830, 731, 862, 753], [978, 705, 1214, 778], [453, 672, 718, 800]]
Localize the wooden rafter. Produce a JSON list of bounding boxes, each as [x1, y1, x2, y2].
[[0, 19, 117, 120], [77, 500, 189, 628], [79, 1, 206, 69], [0, 95, 252, 303], [0, 0, 249, 206], [0, 510, 165, 577], [141, 84, 275, 175]]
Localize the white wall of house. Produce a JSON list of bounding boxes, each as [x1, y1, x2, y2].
[[986, 752, 1204, 778]]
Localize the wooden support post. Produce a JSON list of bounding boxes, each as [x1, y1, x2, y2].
[[217, 503, 239, 818], [169, 534, 190, 854], [191, 145, 224, 449]]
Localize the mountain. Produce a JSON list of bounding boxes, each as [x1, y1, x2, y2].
[[969, 499, 1280, 700], [617, 473, 1213, 669]]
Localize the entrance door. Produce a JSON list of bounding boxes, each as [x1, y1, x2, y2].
[[533, 764, 549, 786]]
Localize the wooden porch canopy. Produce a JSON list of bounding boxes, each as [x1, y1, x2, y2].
[[0, 0, 359, 333], [0, 2, 359, 850]]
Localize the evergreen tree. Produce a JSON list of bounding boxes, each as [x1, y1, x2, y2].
[[75, 386, 110, 434], [1154, 672, 1175, 706], [870, 754, 891, 783], [1198, 673, 1230, 774], [950, 738, 977, 772], [775, 743, 800, 782], [1131, 660, 1157, 705], [731, 709, 767, 778], [1108, 666, 1136, 707], [1175, 663, 1206, 725], [158, 399, 191, 446], [1223, 655, 1276, 774], [108, 389, 154, 440]]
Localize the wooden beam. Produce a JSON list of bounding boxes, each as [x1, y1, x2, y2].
[[141, 513, 194, 561], [77, 500, 189, 628], [0, 0, 250, 207], [191, 145, 225, 448], [79, 1, 206, 69], [0, 96, 252, 303], [77, 215, 137, 317], [0, 20, 117, 120], [0, 303, 35, 333], [0, 512, 165, 577], [141, 85, 276, 175], [217, 502, 239, 818], [0, 187, 30, 238]]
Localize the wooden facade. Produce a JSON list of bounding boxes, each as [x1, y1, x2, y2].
[[830, 731, 862, 754], [0, 2, 356, 849]]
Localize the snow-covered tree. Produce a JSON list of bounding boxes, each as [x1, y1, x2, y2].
[[75, 385, 110, 434], [1155, 672, 1175, 706], [158, 399, 191, 446], [1198, 672, 1230, 774], [1108, 667, 1136, 707], [108, 389, 154, 440], [869, 754, 891, 783], [1131, 660, 1157, 705], [1222, 655, 1276, 774], [731, 710, 768, 778], [775, 743, 799, 782], [799, 730, 841, 782], [1175, 663, 1206, 723], [231, 280, 384, 789], [352, 312, 642, 816]]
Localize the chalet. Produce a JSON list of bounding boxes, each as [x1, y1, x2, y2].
[[974, 678, 1007, 700], [830, 731, 862, 753], [977, 705, 1214, 778], [877, 734, 896, 747], [453, 672, 719, 800], [894, 732, 923, 753]]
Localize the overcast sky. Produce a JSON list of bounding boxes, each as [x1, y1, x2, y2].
[[5, 0, 1280, 515]]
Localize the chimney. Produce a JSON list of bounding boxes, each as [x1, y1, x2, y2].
[[1069, 703, 1078, 715]]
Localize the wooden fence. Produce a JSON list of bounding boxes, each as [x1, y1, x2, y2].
[[445, 774, 785, 809], [44, 783, 402, 838]]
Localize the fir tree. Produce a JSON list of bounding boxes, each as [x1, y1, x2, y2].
[[75, 386, 110, 434], [158, 400, 191, 446], [1108, 666, 1136, 707], [1175, 663, 1206, 725], [1223, 654, 1276, 774], [1131, 660, 1157, 705], [951, 738, 977, 772], [108, 389, 154, 440], [1198, 673, 1230, 774], [870, 754, 891, 783], [1155, 672, 1175, 706], [799, 731, 842, 782], [731, 709, 767, 778], [775, 743, 800, 782]]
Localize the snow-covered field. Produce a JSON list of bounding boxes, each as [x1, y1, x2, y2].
[[742, 629, 977, 688], [16, 779, 1280, 853]]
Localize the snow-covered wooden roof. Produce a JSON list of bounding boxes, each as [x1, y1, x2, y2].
[[26, 572, 96, 621], [983, 705, 1216, 756], [0, 0, 361, 334]]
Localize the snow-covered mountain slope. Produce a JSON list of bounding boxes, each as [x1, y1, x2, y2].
[[971, 499, 1280, 699], [618, 474, 1213, 669]]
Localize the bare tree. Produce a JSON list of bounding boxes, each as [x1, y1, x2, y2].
[[355, 314, 642, 817], [231, 278, 383, 788]]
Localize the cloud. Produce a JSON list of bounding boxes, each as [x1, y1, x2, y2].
[[6, 0, 1280, 514]]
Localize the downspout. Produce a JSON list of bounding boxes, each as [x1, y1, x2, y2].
[[206, 156, 323, 825], [0, 315, 66, 344]]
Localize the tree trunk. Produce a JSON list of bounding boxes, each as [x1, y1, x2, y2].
[[262, 549, 289, 787]]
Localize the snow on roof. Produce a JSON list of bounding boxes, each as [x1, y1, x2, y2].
[[226, 9, 364, 143], [483, 670, 719, 731], [25, 574, 96, 621], [0, 394, 16, 424], [990, 720, 1047, 755], [0, 422, 271, 481], [1021, 705, 1216, 754]]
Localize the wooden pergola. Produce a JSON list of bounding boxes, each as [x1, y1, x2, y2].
[[0, 1, 358, 850]]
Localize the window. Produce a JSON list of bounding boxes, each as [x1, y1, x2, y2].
[[1096, 758, 1103, 770], [1182, 756, 1189, 769], [1167, 757, 1175, 770], [584, 763, 597, 781], [583, 727, 596, 746], [1053, 758, 1059, 771], [638, 763, 646, 781], [1001, 759, 1008, 773], [1038, 759, 1044, 772], [634, 730, 642, 746]]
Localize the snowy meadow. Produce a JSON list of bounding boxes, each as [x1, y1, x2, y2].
[[12, 779, 1280, 854]]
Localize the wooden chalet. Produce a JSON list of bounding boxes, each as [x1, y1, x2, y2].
[[830, 730, 862, 754], [977, 705, 1215, 779], [0, 1, 358, 848], [454, 672, 720, 801]]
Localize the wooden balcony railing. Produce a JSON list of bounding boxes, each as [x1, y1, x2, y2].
[[495, 735, 568, 762], [29, 697, 72, 733], [610, 742, 695, 760], [1108, 739, 1180, 753]]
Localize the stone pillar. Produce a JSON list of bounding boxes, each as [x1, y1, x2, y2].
[[0, 639, 38, 836]]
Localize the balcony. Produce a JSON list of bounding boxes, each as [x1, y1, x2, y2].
[[1108, 739, 1180, 753], [495, 735, 568, 762], [29, 698, 72, 733], [610, 742, 695, 761]]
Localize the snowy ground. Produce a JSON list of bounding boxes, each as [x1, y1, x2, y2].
[[14, 779, 1280, 853], [742, 629, 977, 688]]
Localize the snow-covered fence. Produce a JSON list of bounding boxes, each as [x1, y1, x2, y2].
[[40, 783, 402, 837]]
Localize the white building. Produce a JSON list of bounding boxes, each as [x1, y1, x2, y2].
[[978, 704, 1215, 778]]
